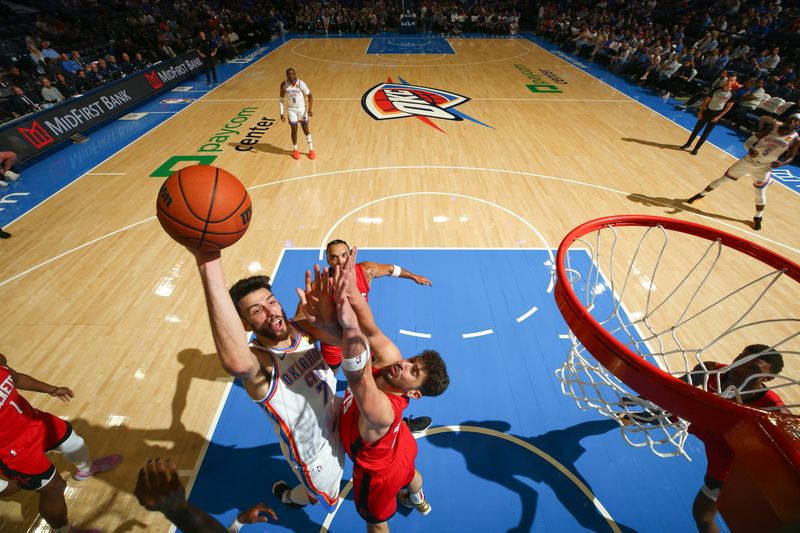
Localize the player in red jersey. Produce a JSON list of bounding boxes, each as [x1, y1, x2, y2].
[[299, 248, 449, 531], [324, 240, 434, 435], [683, 344, 788, 533], [620, 344, 788, 533], [321, 239, 432, 371], [0, 352, 122, 533]]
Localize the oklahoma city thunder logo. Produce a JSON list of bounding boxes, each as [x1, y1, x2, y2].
[[362, 76, 492, 133]]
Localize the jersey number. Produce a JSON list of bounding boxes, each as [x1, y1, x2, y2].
[[9, 400, 22, 414], [316, 382, 330, 406]]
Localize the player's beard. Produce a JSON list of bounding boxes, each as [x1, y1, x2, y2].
[[255, 309, 291, 342]]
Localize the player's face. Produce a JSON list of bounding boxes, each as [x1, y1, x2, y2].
[[326, 243, 350, 269], [286, 69, 297, 84], [728, 357, 773, 391], [382, 356, 427, 395], [239, 288, 290, 341]]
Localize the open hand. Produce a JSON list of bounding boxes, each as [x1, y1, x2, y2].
[[238, 502, 278, 524], [49, 386, 74, 403]]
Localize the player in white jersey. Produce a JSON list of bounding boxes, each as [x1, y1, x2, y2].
[[279, 68, 315, 160], [687, 113, 800, 230], [192, 249, 343, 510]]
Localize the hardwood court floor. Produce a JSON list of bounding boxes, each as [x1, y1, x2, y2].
[[1, 37, 798, 531]]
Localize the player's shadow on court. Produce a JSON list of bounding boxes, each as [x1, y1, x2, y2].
[[620, 137, 687, 151], [227, 141, 294, 156], [62, 418, 320, 531], [38, 349, 323, 532], [426, 419, 639, 533], [627, 192, 752, 227]]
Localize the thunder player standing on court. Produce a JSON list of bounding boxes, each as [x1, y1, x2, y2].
[[280, 68, 315, 160], [191, 248, 344, 510], [687, 113, 800, 230]]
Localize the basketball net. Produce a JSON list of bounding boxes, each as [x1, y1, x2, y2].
[[554, 219, 799, 459]]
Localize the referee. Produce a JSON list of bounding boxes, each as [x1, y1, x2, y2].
[[196, 31, 218, 86]]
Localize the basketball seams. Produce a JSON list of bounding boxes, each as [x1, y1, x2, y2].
[[206, 191, 249, 224], [156, 165, 251, 251], [197, 167, 219, 249], [176, 168, 210, 223], [156, 205, 247, 235]]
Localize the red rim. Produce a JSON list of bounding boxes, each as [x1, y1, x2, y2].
[[554, 215, 800, 463]]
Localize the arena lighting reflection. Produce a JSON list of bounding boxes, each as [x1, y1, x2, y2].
[[356, 216, 383, 224]]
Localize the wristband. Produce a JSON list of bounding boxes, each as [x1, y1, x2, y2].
[[342, 348, 369, 372], [390, 265, 402, 278], [279, 98, 285, 115], [0, 478, 8, 491], [227, 518, 244, 533]]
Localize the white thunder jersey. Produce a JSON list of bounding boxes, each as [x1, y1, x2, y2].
[[284, 79, 310, 111], [250, 323, 342, 508], [748, 124, 798, 165]]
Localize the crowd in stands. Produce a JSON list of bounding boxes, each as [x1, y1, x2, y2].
[[0, 0, 526, 126], [0, 0, 289, 125], [291, 0, 521, 37], [536, 0, 799, 132]]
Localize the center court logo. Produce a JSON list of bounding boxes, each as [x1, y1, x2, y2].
[[361, 76, 492, 133]]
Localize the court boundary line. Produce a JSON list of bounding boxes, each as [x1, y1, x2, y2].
[[198, 97, 634, 103], [2, 40, 291, 230], [520, 33, 799, 197], [320, 425, 622, 533], [4, 165, 798, 288], [291, 37, 532, 67], [177, 248, 290, 532]]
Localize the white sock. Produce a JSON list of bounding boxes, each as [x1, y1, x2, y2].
[[306, 134, 313, 150], [293, 144, 298, 150], [409, 487, 424, 504], [55, 430, 92, 472], [287, 484, 310, 505]]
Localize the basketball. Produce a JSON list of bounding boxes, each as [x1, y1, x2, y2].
[[156, 164, 252, 251]]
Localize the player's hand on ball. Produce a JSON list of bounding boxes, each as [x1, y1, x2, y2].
[[192, 249, 222, 265]]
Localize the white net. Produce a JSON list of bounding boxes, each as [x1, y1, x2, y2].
[[555, 222, 800, 459]]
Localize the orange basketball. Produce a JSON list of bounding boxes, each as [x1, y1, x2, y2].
[[156, 165, 252, 251]]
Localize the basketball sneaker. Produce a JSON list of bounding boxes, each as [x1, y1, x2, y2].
[[0, 228, 10, 239], [4, 170, 19, 180], [308, 150, 316, 160], [74, 454, 123, 481], [753, 216, 762, 231], [272, 480, 305, 508], [0, 180, 7, 188], [686, 193, 703, 204], [398, 490, 431, 515], [403, 415, 432, 433], [292, 149, 300, 160]]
